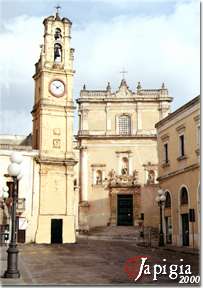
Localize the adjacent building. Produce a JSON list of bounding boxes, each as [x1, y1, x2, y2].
[[156, 95, 200, 248], [76, 80, 172, 231], [0, 135, 39, 243]]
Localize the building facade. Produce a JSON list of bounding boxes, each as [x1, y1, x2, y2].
[[0, 11, 77, 244], [31, 11, 76, 243], [0, 135, 39, 244], [0, 11, 199, 248], [77, 80, 172, 231], [156, 96, 200, 248]]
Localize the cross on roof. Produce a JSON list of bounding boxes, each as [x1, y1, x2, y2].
[[120, 69, 128, 79], [55, 4, 61, 14]]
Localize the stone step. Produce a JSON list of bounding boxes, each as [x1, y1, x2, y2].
[[77, 226, 159, 245]]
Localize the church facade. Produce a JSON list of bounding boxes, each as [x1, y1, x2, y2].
[[77, 80, 172, 231], [1, 11, 198, 248]]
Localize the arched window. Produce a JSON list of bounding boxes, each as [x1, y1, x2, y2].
[[96, 170, 102, 184], [180, 187, 188, 205], [54, 28, 62, 40], [121, 157, 129, 175], [118, 115, 131, 135], [165, 192, 171, 208], [54, 43, 62, 62]]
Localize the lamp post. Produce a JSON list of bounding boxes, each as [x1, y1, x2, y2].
[[155, 188, 166, 247], [3, 152, 23, 279], [2, 185, 10, 238]]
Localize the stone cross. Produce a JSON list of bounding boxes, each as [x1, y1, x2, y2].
[[120, 69, 128, 79]]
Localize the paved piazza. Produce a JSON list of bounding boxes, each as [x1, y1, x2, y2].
[[0, 239, 200, 285]]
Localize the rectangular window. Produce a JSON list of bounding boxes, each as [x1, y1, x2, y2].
[[164, 143, 169, 163], [118, 115, 131, 135], [197, 126, 200, 147], [179, 134, 185, 157]]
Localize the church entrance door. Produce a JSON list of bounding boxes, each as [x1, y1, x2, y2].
[[117, 194, 133, 226], [51, 219, 63, 244]]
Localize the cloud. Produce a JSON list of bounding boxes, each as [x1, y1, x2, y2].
[[73, 0, 199, 97], [0, 0, 200, 135]]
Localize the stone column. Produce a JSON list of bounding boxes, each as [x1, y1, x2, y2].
[[65, 109, 74, 159], [66, 165, 74, 215], [136, 103, 142, 131], [129, 154, 133, 175], [82, 109, 89, 131], [115, 115, 119, 135], [102, 170, 105, 182], [80, 146, 88, 201], [117, 153, 122, 175], [105, 105, 111, 135], [74, 186, 80, 231], [132, 112, 137, 135], [110, 191, 117, 226]]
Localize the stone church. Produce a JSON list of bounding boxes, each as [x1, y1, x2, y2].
[[77, 79, 172, 231], [0, 11, 172, 243]]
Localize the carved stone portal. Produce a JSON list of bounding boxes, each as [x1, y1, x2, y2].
[[109, 187, 141, 226], [105, 169, 141, 226]]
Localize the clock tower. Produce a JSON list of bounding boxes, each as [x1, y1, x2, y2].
[[32, 9, 76, 243]]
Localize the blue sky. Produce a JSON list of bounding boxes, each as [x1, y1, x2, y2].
[[0, 0, 200, 134]]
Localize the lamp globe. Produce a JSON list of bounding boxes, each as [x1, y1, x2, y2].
[[8, 163, 21, 177], [10, 152, 23, 164]]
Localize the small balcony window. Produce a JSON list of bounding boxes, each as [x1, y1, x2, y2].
[[163, 143, 169, 163], [180, 187, 188, 205], [179, 134, 185, 157]]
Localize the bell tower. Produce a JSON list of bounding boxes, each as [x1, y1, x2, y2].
[[32, 8, 76, 243]]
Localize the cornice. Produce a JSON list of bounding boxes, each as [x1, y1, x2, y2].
[[157, 163, 199, 181], [35, 156, 77, 166], [31, 101, 76, 113], [76, 97, 172, 104], [155, 95, 200, 129], [76, 134, 157, 140]]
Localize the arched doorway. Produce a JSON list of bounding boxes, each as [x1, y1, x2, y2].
[[164, 191, 172, 244], [180, 186, 189, 246]]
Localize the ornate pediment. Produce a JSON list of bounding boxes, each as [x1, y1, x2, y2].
[[104, 169, 140, 188], [115, 79, 133, 98]]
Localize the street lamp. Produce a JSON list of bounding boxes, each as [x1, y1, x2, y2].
[[2, 185, 9, 199], [155, 188, 166, 247], [1, 185, 10, 243], [3, 152, 23, 279]]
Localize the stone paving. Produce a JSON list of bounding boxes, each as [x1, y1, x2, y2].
[[0, 238, 200, 286]]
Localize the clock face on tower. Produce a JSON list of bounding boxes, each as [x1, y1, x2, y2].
[[49, 80, 65, 97]]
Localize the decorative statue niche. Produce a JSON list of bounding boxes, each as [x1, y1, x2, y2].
[[96, 170, 102, 185], [121, 157, 129, 175], [54, 43, 62, 63]]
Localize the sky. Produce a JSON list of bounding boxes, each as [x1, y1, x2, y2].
[[0, 0, 200, 135]]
